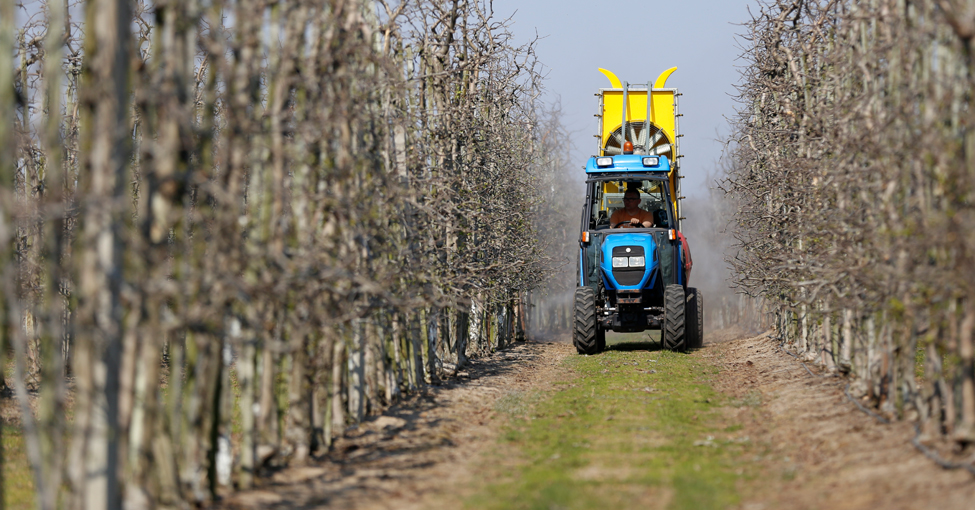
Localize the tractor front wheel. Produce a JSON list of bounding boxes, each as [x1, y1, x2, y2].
[[662, 284, 687, 352], [573, 287, 602, 355]]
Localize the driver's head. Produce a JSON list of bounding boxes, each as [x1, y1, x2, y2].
[[623, 189, 641, 206]]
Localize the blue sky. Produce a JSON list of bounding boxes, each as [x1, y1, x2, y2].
[[491, 0, 754, 198]]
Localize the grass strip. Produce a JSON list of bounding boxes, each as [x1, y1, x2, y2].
[[468, 336, 755, 510], [2, 422, 34, 509]]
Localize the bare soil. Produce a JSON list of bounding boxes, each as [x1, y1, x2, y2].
[[710, 332, 975, 510], [222, 340, 575, 510], [222, 330, 975, 509]]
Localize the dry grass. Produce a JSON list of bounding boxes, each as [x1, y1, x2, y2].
[[0, 398, 34, 510]]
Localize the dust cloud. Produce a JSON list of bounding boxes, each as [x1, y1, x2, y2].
[[526, 160, 583, 341], [681, 176, 768, 338]]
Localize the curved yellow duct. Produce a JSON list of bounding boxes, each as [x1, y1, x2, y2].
[[654, 67, 677, 89], [598, 68, 622, 89]]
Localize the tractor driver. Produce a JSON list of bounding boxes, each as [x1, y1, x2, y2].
[[610, 189, 654, 228]]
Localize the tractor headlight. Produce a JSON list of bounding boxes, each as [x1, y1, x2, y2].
[[628, 256, 645, 267], [596, 157, 613, 167], [612, 257, 629, 268], [642, 156, 659, 167]]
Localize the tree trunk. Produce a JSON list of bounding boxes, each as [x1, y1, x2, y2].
[[426, 308, 439, 384], [957, 299, 975, 441], [455, 309, 470, 369], [74, 0, 133, 505], [348, 319, 366, 423], [331, 336, 347, 433], [839, 308, 853, 374]]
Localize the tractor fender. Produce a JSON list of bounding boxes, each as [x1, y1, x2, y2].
[[677, 231, 692, 274]]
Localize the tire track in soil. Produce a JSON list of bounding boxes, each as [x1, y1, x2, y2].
[[222, 331, 975, 509]]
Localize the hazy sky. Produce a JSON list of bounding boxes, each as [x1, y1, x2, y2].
[[491, 0, 754, 198]]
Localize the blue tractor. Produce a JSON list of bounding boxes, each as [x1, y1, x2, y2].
[[574, 153, 703, 354]]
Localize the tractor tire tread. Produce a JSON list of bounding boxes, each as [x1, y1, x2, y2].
[[686, 287, 704, 350], [573, 287, 602, 355], [663, 284, 686, 352]]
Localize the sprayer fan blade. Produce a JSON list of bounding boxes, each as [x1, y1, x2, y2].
[[649, 143, 672, 156], [637, 122, 651, 149]]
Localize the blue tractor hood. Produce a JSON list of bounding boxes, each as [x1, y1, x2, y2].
[[599, 233, 658, 290]]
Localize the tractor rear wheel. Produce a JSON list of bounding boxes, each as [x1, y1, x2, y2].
[[573, 287, 602, 354], [662, 284, 686, 352], [686, 287, 704, 350]]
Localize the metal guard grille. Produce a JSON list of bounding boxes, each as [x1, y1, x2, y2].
[[611, 246, 646, 286]]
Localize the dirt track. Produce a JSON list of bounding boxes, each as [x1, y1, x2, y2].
[[710, 332, 975, 510], [222, 340, 573, 510], [222, 331, 975, 509]]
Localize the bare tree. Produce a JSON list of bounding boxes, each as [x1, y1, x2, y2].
[[0, 0, 574, 506], [725, 0, 975, 462]]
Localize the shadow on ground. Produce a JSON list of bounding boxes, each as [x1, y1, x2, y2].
[[221, 339, 562, 510], [604, 330, 659, 351]]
